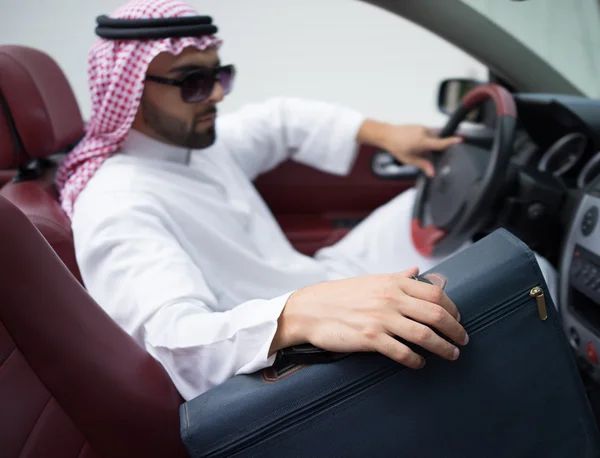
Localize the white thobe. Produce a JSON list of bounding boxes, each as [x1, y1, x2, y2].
[[72, 97, 558, 401]]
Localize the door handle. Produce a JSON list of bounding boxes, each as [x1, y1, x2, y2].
[[371, 150, 419, 179]]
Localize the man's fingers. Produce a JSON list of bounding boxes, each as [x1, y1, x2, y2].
[[400, 279, 460, 321], [398, 296, 468, 347], [424, 135, 462, 151], [387, 317, 460, 361], [373, 334, 426, 369]]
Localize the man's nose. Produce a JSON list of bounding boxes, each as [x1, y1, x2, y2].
[[207, 81, 225, 104]]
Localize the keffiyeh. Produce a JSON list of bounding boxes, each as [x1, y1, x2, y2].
[[55, 0, 222, 218]]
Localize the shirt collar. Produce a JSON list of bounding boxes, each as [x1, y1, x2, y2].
[[120, 129, 191, 164]]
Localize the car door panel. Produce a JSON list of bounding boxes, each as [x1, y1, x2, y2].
[[254, 144, 414, 255]]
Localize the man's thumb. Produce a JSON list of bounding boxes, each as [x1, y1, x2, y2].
[[397, 266, 420, 278]]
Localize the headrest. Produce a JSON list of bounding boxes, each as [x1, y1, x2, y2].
[[0, 45, 84, 165]]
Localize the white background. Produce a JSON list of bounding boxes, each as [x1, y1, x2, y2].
[[0, 0, 487, 126], [1, 0, 598, 125]]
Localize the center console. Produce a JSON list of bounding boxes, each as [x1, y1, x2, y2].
[[560, 175, 600, 378]]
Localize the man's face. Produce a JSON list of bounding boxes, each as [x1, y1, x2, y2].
[[133, 46, 224, 149]]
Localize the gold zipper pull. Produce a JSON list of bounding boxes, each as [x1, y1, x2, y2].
[[530, 286, 547, 321]]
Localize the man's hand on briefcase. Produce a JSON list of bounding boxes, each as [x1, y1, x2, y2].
[[270, 266, 469, 369]]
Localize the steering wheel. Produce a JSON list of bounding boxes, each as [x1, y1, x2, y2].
[[411, 84, 517, 258]]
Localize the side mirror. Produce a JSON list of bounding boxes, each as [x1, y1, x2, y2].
[[437, 78, 485, 123]]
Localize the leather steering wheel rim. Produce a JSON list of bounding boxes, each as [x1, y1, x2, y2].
[[411, 83, 518, 258]]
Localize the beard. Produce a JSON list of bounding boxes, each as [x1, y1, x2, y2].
[[140, 97, 217, 149]]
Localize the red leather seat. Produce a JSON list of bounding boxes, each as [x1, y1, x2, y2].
[[0, 45, 86, 282], [0, 195, 187, 458], [0, 45, 188, 458]]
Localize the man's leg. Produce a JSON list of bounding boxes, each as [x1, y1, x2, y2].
[[315, 187, 559, 306], [315, 188, 457, 277]]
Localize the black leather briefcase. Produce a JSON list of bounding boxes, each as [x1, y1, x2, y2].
[[180, 229, 600, 457]]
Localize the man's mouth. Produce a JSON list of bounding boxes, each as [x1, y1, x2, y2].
[[195, 110, 217, 125]]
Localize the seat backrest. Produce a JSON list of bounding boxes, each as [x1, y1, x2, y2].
[[0, 195, 188, 458], [0, 45, 85, 281]]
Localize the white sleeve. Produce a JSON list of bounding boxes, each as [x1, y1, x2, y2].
[[218, 97, 366, 180], [72, 190, 290, 400]]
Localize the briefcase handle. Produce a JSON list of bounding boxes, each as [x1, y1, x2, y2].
[[279, 343, 349, 365]]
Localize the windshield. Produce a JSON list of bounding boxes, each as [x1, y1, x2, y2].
[[461, 0, 600, 99]]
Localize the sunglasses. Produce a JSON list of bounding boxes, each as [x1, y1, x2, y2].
[[145, 64, 236, 103]]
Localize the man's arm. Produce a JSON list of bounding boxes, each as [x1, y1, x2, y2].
[[72, 188, 468, 399], [72, 190, 290, 400], [218, 97, 462, 180], [217, 97, 366, 180]]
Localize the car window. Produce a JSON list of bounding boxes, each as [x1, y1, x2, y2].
[[460, 0, 600, 99]]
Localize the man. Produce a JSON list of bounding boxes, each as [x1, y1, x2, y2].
[[57, 0, 552, 401]]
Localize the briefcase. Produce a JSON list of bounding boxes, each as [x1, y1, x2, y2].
[[180, 229, 600, 457]]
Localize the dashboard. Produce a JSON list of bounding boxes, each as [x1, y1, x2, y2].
[[560, 178, 600, 381], [512, 93, 600, 191], [475, 94, 600, 268], [510, 93, 600, 380]]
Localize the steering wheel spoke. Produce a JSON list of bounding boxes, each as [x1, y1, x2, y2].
[[411, 219, 447, 258]]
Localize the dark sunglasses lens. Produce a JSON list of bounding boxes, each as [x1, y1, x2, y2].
[[181, 71, 213, 103], [217, 66, 235, 95]]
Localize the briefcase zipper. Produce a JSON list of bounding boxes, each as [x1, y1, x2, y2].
[[462, 285, 548, 338], [530, 286, 548, 321], [206, 285, 547, 457]]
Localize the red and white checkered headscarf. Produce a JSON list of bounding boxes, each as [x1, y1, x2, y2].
[[55, 0, 222, 218]]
